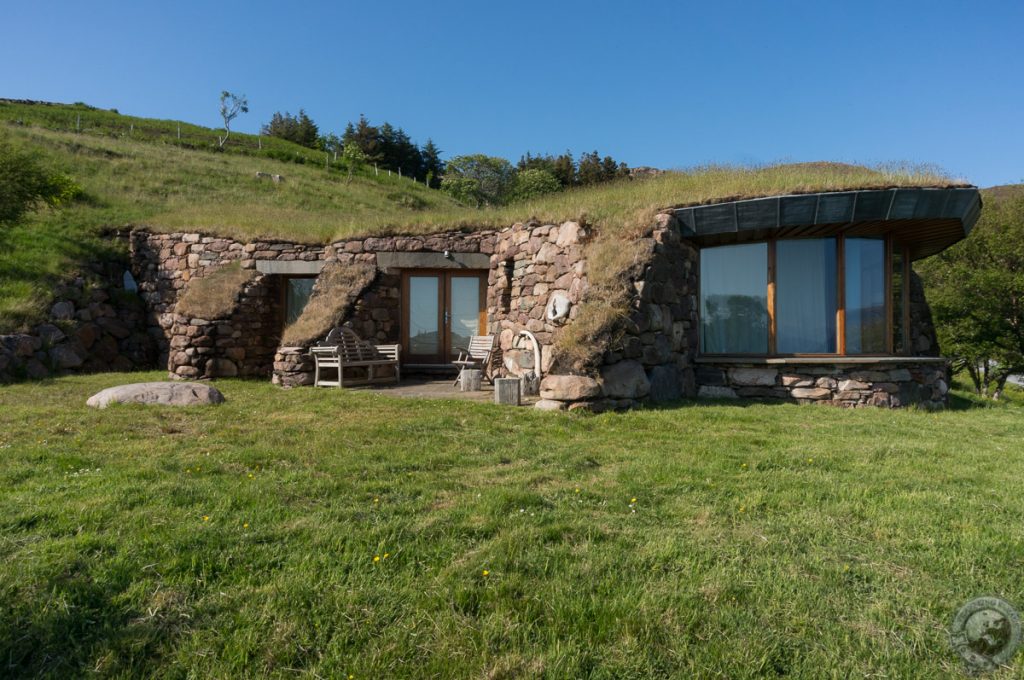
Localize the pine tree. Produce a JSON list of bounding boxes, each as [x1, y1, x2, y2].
[[421, 139, 444, 188]]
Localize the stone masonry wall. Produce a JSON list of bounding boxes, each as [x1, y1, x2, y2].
[[695, 362, 948, 409], [536, 215, 700, 411], [487, 220, 589, 379], [131, 229, 496, 380], [0, 264, 155, 383]]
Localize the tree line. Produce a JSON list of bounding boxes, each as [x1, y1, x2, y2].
[[258, 107, 630, 204]]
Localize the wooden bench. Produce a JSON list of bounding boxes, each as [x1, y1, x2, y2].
[[310, 327, 401, 387]]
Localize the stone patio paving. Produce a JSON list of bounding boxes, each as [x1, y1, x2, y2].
[[351, 377, 539, 405]]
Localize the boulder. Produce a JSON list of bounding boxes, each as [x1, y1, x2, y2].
[[540, 374, 601, 401], [87, 382, 225, 408], [50, 300, 75, 320], [49, 344, 84, 369], [600, 360, 650, 399], [534, 399, 567, 411]]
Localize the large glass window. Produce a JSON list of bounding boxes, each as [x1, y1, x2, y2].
[[699, 236, 897, 356], [776, 238, 837, 354], [700, 243, 769, 354], [845, 238, 886, 353]]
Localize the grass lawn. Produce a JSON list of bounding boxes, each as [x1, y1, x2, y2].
[[1, 374, 1023, 678]]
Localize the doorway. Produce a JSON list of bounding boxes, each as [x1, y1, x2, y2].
[[401, 270, 487, 364]]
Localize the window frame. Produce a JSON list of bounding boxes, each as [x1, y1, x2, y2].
[[698, 233, 911, 358]]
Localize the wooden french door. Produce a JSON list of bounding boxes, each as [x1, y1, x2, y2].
[[402, 271, 487, 364]]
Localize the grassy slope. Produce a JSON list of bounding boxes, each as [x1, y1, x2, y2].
[[0, 373, 1022, 678], [0, 101, 963, 333]]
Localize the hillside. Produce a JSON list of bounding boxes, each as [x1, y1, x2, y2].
[[1, 101, 964, 332]]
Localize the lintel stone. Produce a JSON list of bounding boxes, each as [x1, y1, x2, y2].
[[376, 252, 491, 271], [255, 260, 324, 275]]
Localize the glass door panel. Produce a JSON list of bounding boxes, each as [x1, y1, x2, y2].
[[408, 275, 442, 361], [448, 276, 482, 360]]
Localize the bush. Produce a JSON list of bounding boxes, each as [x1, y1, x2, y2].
[[509, 169, 560, 203], [0, 137, 81, 226]]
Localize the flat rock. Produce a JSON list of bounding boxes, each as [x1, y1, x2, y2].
[[87, 382, 225, 408], [534, 399, 568, 411]]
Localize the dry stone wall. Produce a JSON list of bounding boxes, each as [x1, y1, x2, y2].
[[695, 361, 948, 409], [487, 220, 590, 380], [0, 266, 155, 383], [130, 229, 496, 381]]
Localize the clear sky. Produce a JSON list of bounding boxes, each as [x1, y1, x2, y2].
[[3, 0, 1021, 186]]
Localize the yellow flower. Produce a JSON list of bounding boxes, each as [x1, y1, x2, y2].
[[373, 555, 380, 563], [482, 569, 490, 577], [739, 506, 745, 513], [248, 473, 254, 479], [630, 497, 637, 504], [741, 463, 747, 469], [383, 552, 390, 559], [807, 458, 814, 464], [202, 515, 210, 521], [373, 497, 380, 504], [574, 488, 581, 493], [243, 522, 249, 529]]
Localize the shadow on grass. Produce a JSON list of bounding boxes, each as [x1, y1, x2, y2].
[[0, 561, 189, 678]]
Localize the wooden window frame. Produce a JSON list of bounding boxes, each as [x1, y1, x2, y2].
[[400, 269, 488, 364], [699, 233, 901, 359]]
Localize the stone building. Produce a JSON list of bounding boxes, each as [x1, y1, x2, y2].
[[118, 185, 980, 410]]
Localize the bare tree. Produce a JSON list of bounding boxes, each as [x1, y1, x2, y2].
[[217, 91, 249, 148]]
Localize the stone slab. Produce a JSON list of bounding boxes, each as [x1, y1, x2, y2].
[[376, 252, 491, 271], [255, 260, 324, 275]]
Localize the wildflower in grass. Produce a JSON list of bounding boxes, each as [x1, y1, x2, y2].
[[741, 463, 747, 469], [373, 497, 380, 504], [383, 552, 390, 559], [807, 458, 814, 464], [739, 506, 745, 513], [575, 487, 581, 493], [482, 569, 490, 577], [373, 555, 380, 563], [248, 473, 254, 479], [202, 515, 210, 522], [243, 522, 249, 529]]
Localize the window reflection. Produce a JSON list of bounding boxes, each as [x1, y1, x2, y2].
[[700, 243, 768, 354]]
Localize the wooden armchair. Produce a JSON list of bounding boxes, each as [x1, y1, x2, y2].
[[452, 335, 497, 387]]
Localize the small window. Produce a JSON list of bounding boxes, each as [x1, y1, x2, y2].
[[285, 278, 316, 325], [700, 243, 769, 354]]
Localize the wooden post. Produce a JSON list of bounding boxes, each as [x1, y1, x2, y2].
[[494, 378, 521, 406], [459, 369, 482, 392]]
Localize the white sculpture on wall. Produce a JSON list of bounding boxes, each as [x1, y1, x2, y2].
[[545, 291, 571, 323]]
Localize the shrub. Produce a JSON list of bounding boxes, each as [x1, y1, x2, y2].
[[0, 136, 81, 226]]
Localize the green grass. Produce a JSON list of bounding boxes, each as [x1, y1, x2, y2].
[[1, 373, 1022, 678]]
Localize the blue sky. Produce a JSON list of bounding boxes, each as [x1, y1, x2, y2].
[[3, 0, 1022, 186]]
